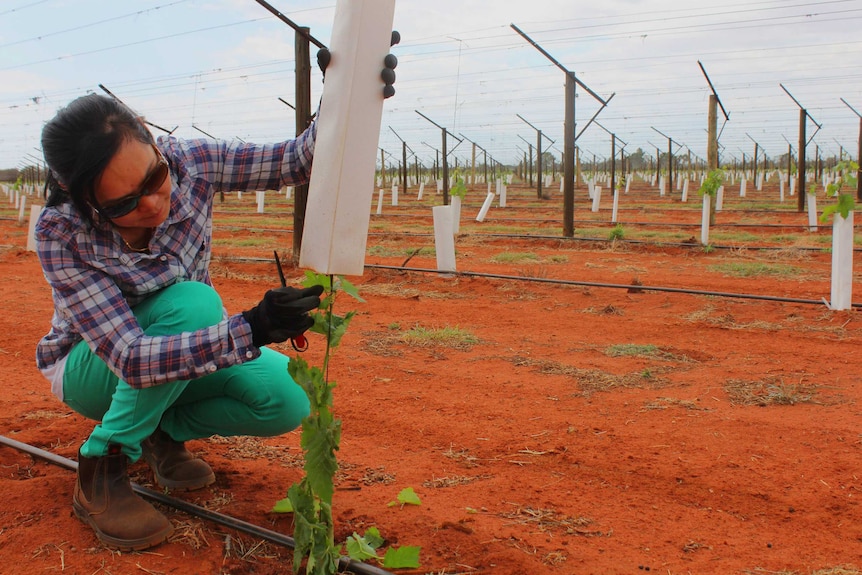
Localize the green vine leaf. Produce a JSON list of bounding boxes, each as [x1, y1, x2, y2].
[[382, 546, 422, 569], [272, 496, 294, 513], [345, 533, 380, 562], [310, 310, 356, 350], [450, 169, 467, 198], [698, 168, 724, 197], [301, 411, 341, 505], [360, 526, 384, 549], [819, 193, 856, 222], [288, 479, 339, 575], [819, 161, 857, 222], [388, 487, 422, 507]]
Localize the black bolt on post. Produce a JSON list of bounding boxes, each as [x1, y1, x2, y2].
[[511, 23, 612, 237]]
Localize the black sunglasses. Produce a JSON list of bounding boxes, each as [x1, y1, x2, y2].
[[95, 143, 169, 220]]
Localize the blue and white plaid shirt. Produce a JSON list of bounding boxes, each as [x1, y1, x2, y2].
[[35, 124, 316, 389]]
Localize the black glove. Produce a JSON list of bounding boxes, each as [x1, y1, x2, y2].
[[242, 285, 324, 348], [315, 30, 400, 98]]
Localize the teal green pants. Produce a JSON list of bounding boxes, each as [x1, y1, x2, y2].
[[62, 281, 310, 462]]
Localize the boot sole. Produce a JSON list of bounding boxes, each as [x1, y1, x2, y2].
[[72, 501, 173, 551]]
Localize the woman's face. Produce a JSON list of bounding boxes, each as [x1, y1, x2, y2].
[[93, 138, 172, 229]]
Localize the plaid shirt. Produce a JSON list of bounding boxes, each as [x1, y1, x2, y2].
[[35, 123, 316, 389]]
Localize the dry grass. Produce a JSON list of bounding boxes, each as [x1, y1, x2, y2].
[[642, 397, 708, 411], [399, 325, 479, 350], [440, 445, 480, 468], [684, 304, 784, 330], [500, 504, 606, 537], [223, 533, 282, 562], [507, 355, 671, 395], [22, 410, 69, 420], [423, 474, 488, 488], [361, 330, 404, 357], [207, 435, 303, 467], [358, 466, 396, 485], [724, 375, 819, 406], [604, 343, 698, 363], [168, 519, 210, 550], [360, 282, 459, 300]]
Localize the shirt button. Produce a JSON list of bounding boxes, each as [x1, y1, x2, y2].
[[207, 363, 217, 373], [159, 255, 168, 262], [246, 351, 254, 359]]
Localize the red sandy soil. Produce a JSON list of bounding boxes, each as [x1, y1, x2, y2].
[[0, 180, 860, 575]]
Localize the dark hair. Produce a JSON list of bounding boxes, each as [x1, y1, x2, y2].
[[41, 94, 153, 227]]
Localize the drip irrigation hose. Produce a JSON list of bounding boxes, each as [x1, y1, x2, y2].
[[0, 435, 395, 575], [363, 264, 862, 309], [216, 255, 860, 308]]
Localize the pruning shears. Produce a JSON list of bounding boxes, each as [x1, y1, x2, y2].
[[274, 250, 309, 353]]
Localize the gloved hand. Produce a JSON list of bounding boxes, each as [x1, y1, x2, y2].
[[242, 285, 324, 348], [315, 30, 400, 98]]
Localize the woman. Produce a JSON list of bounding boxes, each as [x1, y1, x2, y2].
[[36, 93, 324, 551]]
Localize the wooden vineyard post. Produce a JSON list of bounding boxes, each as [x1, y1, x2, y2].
[[651, 127, 682, 200], [511, 24, 612, 237], [564, 74, 575, 236], [782, 84, 822, 213], [293, 27, 312, 262], [416, 111, 461, 206], [518, 114, 553, 199], [708, 97, 718, 164], [840, 97, 862, 201], [798, 107, 807, 212]]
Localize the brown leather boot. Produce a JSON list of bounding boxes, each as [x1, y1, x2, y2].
[[73, 445, 173, 551], [141, 428, 215, 491]]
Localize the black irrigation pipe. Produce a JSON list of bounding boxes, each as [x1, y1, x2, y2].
[[0, 435, 394, 575], [363, 264, 862, 309], [218, 255, 860, 308]]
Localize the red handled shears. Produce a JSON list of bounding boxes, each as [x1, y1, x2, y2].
[[274, 250, 309, 353]]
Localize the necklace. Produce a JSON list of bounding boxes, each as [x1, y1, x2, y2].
[[121, 228, 154, 253]]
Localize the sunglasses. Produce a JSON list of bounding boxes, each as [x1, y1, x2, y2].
[[95, 143, 169, 220]]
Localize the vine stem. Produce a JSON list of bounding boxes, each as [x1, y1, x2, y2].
[[323, 273, 336, 382]]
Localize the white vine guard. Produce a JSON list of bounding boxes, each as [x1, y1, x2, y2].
[[300, 0, 397, 276]]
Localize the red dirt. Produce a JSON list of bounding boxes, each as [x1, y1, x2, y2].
[[0, 180, 860, 575]]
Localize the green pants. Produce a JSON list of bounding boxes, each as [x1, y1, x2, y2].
[[62, 281, 310, 462]]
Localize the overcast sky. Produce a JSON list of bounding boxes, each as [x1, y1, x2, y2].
[[1, 0, 860, 171]]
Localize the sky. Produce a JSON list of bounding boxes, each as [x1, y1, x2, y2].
[[1, 0, 861, 171]]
